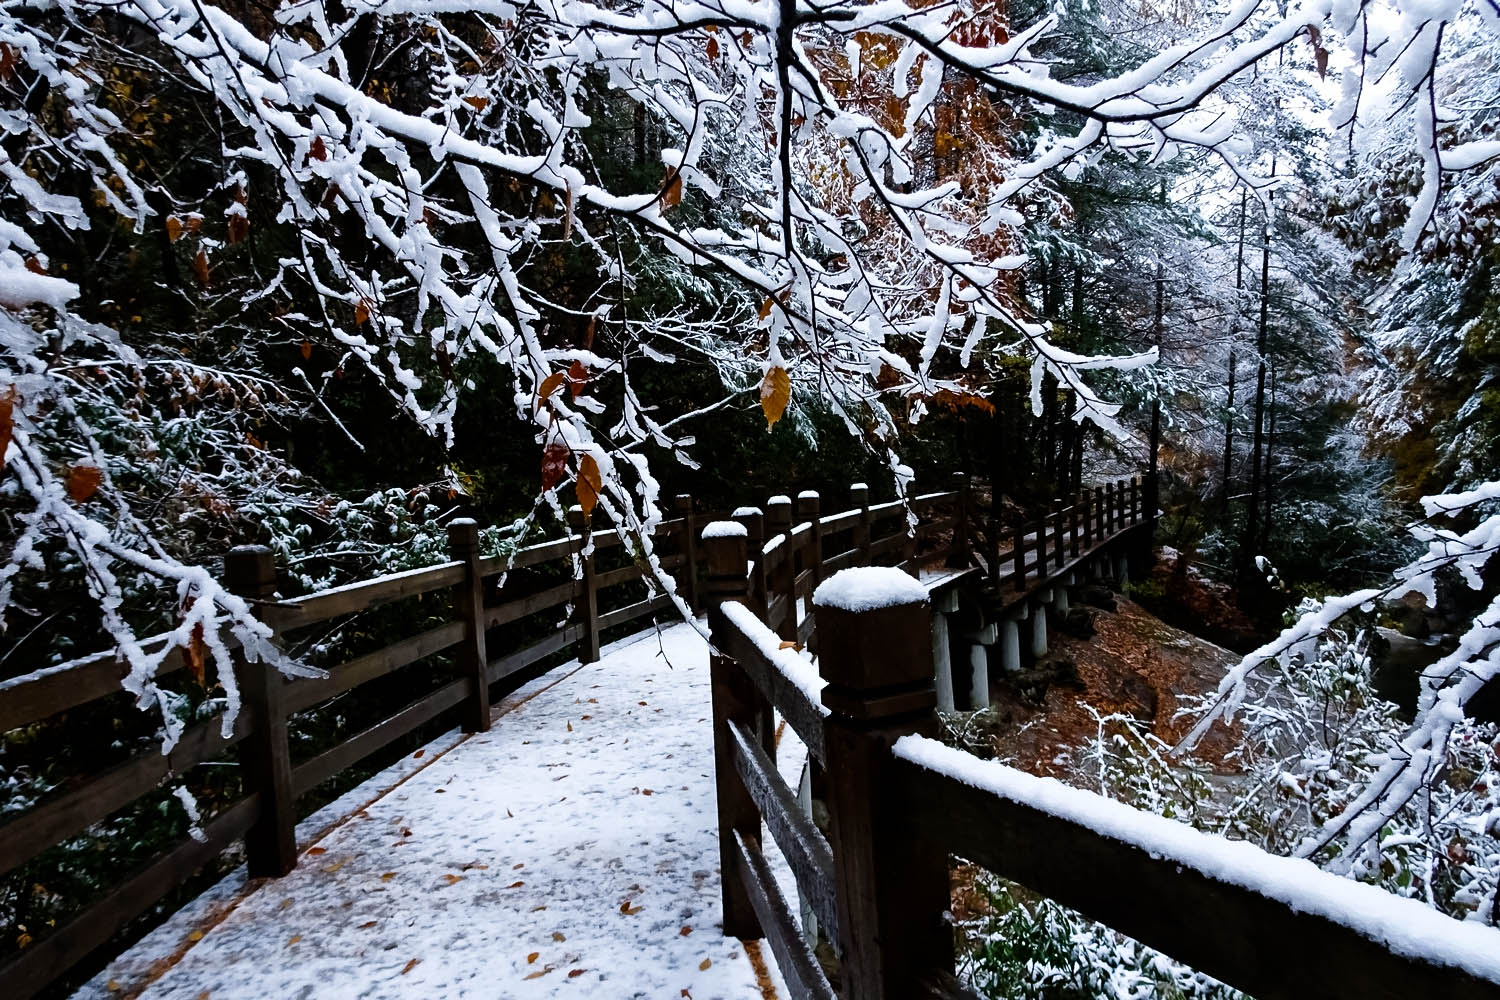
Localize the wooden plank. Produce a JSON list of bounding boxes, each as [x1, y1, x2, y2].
[[765, 594, 791, 635], [595, 563, 644, 590], [478, 536, 572, 575], [266, 562, 465, 631], [284, 620, 466, 714], [0, 712, 250, 879], [728, 720, 839, 938], [0, 631, 235, 732], [599, 593, 675, 631], [291, 678, 468, 797], [892, 757, 1500, 1000], [716, 617, 825, 763], [818, 508, 862, 533], [821, 548, 860, 575], [486, 579, 580, 629], [916, 515, 959, 542], [731, 830, 838, 1000], [869, 532, 907, 559], [485, 625, 584, 684], [0, 794, 259, 1000]]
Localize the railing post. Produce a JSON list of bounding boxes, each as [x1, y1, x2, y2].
[[1082, 491, 1093, 548], [702, 521, 764, 939], [1036, 510, 1049, 574], [1013, 524, 1026, 591], [851, 483, 872, 565], [1130, 477, 1140, 526], [1069, 495, 1081, 557], [949, 472, 970, 568], [447, 518, 491, 734], [1053, 502, 1065, 568], [733, 506, 768, 618], [796, 490, 823, 592], [814, 568, 952, 998], [1106, 482, 1116, 535], [568, 505, 601, 663], [767, 495, 797, 642], [227, 545, 297, 879], [1094, 485, 1105, 539], [676, 494, 700, 612]]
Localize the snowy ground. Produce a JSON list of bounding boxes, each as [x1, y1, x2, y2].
[[81, 622, 784, 1000]]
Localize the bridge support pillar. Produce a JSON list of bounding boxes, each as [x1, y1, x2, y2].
[[999, 619, 1021, 674], [1055, 585, 1070, 615], [931, 589, 959, 713], [968, 643, 990, 710], [1116, 554, 1129, 588], [1031, 601, 1049, 658]]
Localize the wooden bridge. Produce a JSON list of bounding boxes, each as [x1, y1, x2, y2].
[[3, 477, 1497, 998]]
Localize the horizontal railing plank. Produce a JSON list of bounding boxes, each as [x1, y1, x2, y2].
[[818, 509, 862, 533], [728, 719, 839, 938], [0, 794, 259, 1000], [486, 625, 584, 684], [266, 562, 464, 631], [487, 580, 580, 628], [716, 604, 826, 763], [283, 620, 466, 714], [820, 548, 860, 575], [892, 744, 1500, 1000], [732, 830, 837, 1000], [0, 711, 251, 878], [291, 677, 468, 797], [599, 593, 675, 631], [595, 563, 644, 590]]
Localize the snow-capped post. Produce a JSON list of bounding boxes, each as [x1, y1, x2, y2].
[[850, 483, 873, 566], [675, 495, 699, 612], [948, 472, 969, 568], [732, 506, 768, 617], [701, 520, 765, 939], [812, 567, 951, 998], [446, 518, 491, 734], [766, 496, 797, 642], [567, 505, 600, 664], [226, 545, 296, 878]]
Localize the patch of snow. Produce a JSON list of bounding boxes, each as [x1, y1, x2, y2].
[[812, 566, 929, 613], [893, 736, 1500, 985], [796, 490, 820, 500], [720, 602, 829, 718], [768, 495, 791, 505], [730, 506, 762, 518], [701, 520, 747, 539]]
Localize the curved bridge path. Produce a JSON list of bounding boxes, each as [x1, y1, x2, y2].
[[79, 622, 785, 1000]]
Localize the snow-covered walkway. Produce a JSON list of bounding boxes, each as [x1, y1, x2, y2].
[[81, 623, 777, 1000]]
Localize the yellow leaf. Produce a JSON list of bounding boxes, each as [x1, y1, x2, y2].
[[760, 366, 790, 429], [354, 300, 370, 326], [187, 930, 204, 942], [699, 958, 712, 971], [166, 216, 184, 242], [577, 454, 602, 518], [380, 872, 397, 881], [442, 874, 464, 885]]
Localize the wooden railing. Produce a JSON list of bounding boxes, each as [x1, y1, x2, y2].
[[700, 529, 1500, 999], [0, 497, 716, 998]]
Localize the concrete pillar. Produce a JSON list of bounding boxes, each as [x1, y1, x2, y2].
[[1000, 619, 1021, 673], [932, 611, 955, 713], [1055, 586, 1070, 615], [968, 643, 990, 710], [1116, 554, 1129, 587], [796, 760, 819, 946], [1031, 601, 1049, 658]]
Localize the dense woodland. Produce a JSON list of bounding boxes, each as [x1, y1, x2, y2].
[[2, 0, 1499, 994]]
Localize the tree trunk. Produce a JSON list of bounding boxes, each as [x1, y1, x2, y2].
[[1261, 359, 1277, 553], [1220, 189, 1248, 518], [1242, 179, 1274, 579]]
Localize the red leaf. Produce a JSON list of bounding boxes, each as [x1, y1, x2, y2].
[[66, 464, 102, 503], [567, 360, 588, 398], [541, 442, 570, 491]]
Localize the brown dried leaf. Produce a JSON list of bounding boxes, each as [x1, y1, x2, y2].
[[192, 248, 210, 288], [760, 366, 790, 429], [441, 874, 464, 886], [538, 371, 567, 401], [567, 360, 588, 398], [464, 96, 489, 112], [527, 952, 539, 964], [300, 340, 313, 360], [551, 931, 566, 942], [401, 958, 420, 975], [698, 958, 711, 971], [186, 621, 207, 686], [568, 969, 587, 978], [619, 900, 643, 915], [0, 385, 17, 470], [308, 136, 328, 162], [354, 300, 371, 326], [66, 465, 102, 503], [227, 212, 249, 245], [660, 169, 683, 210], [166, 216, 185, 242]]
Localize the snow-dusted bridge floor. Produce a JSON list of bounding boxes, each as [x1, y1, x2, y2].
[[82, 622, 777, 1000]]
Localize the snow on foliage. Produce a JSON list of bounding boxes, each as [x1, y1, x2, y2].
[[1, 0, 1495, 743]]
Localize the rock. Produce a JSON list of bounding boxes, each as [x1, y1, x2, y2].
[[1080, 585, 1116, 612]]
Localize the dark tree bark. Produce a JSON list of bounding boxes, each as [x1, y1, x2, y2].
[[1221, 189, 1248, 518]]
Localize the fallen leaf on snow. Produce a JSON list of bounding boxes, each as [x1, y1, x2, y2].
[[441, 874, 464, 886], [527, 952, 539, 964], [568, 969, 587, 978], [306, 847, 327, 856], [401, 958, 420, 975], [619, 901, 643, 915], [524, 967, 553, 980], [551, 931, 566, 942], [507, 881, 525, 889], [359, 921, 377, 929], [381, 872, 397, 881], [679, 926, 692, 936], [288, 935, 301, 945], [699, 958, 712, 971]]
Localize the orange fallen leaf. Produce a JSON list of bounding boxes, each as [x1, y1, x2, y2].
[[699, 958, 712, 971], [358, 920, 377, 929], [413, 749, 424, 759], [401, 958, 420, 974], [442, 874, 464, 886], [288, 935, 301, 945], [380, 872, 397, 881], [507, 880, 524, 889], [679, 926, 692, 936], [551, 931, 566, 942], [306, 847, 327, 856], [568, 969, 587, 978], [620, 901, 643, 915], [66, 464, 102, 503], [527, 952, 539, 964], [523, 967, 552, 980]]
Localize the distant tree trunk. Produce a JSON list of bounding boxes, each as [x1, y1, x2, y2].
[[633, 103, 647, 167], [1149, 261, 1164, 521], [1220, 189, 1248, 518], [1261, 359, 1277, 552], [1071, 260, 1084, 337], [1040, 375, 1056, 499], [1242, 173, 1275, 579]]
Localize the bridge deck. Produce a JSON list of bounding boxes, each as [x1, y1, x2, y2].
[[80, 623, 775, 1000]]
